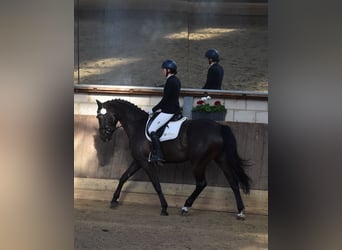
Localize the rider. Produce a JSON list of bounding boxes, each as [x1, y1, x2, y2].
[[148, 59, 181, 162], [202, 48, 224, 90]]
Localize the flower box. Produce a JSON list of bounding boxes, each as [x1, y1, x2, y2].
[[191, 96, 227, 121], [192, 111, 226, 121]]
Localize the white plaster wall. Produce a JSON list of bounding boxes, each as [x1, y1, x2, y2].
[[74, 93, 268, 124]]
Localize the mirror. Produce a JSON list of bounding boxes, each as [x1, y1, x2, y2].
[[74, 0, 268, 91]]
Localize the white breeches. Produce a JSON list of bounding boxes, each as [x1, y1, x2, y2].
[[148, 112, 174, 134]]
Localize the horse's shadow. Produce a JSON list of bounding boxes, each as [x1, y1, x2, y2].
[[93, 132, 115, 167]]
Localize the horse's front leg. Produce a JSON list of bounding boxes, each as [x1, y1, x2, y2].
[[143, 162, 169, 216], [110, 160, 141, 208]]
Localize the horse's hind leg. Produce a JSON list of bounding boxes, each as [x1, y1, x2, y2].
[[215, 157, 246, 220], [181, 161, 208, 215], [110, 160, 141, 208]]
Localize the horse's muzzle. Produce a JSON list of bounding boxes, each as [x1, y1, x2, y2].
[[100, 134, 112, 142], [99, 128, 113, 142]]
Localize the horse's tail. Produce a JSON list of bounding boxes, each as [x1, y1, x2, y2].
[[220, 125, 251, 194]]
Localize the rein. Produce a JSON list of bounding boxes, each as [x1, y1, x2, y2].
[[112, 114, 147, 133]]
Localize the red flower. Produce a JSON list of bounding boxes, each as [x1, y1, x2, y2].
[[197, 100, 205, 105], [214, 100, 221, 105]]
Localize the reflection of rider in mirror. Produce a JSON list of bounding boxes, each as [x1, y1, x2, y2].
[[202, 49, 224, 90], [148, 59, 181, 162]]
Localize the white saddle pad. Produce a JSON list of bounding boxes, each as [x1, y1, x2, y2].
[[145, 116, 187, 142]]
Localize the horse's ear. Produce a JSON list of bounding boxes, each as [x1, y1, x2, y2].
[[96, 99, 102, 108]]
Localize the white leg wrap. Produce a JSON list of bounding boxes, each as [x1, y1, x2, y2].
[[237, 210, 246, 219], [181, 206, 190, 213]]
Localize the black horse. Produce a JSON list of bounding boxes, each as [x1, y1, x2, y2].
[[96, 99, 251, 219]]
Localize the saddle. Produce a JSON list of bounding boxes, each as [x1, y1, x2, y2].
[[145, 112, 187, 142]]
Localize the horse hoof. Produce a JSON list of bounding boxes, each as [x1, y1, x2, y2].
[[181, 210, 188, 216], [236, 212, 246, 220], [110, 201, 119, 208], [181, 207, 189, 216], [160, 210, 169, 216]]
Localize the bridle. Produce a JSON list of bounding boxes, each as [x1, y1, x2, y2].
[[96, 105, 147, 141], [96, 111, 119, 140]]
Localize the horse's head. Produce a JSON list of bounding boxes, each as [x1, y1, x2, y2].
[[96, 100, 119, 142]]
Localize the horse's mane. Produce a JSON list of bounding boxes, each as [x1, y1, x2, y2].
[[107, 99, 147, 117]]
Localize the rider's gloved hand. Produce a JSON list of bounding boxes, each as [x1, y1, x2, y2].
[[148, 109, 154, 115]]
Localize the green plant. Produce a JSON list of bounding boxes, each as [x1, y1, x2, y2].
[[192, 97, 227, 113]]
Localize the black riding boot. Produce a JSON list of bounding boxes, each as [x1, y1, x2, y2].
[[148, 132, 165, 162]]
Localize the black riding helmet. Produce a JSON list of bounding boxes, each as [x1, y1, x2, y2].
[[205, 49, 220, 62], [161, 59, 177, 74]]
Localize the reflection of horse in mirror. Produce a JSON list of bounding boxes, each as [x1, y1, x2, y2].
[[96, 99, 251, 219]]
